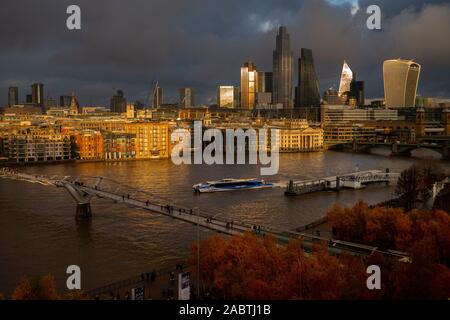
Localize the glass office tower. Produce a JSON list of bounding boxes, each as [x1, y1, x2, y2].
[[273, 26, 293, 109]]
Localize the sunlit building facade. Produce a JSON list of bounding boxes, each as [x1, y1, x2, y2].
[[240, 62, 258, 110], [3, 126, 71, 163], [383, 59, 421, 108], [217, 86, 235, 108], [103, 132, 136, 160], [338, 61, 353, 97], [124, 122, 170, 159], [73, 130, 103, 160]]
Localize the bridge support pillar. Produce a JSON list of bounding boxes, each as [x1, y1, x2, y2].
[[76, 203, 92, 219], [335, 177, 341, 191]]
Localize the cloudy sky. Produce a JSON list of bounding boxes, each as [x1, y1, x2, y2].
[[1, 0, 449, 106]]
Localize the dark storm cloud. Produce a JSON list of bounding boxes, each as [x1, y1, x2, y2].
[[0, 0, 449, 106], [358, 0, 450, 17]]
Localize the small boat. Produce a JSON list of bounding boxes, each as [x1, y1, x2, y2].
[[193, 178, 273, 193]]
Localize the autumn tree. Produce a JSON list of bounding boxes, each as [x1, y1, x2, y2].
[[191, 233, 370, 300], [395, 164, 446, 210], [191, 203, 450, 300], [10, 274, 90, 300], [12, 274, 60, 300]]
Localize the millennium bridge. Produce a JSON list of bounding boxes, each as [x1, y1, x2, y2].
[[0, 168, 409, 261]]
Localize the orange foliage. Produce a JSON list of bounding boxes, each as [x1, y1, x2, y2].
[[191, 206, 450, 300], [10, 274, 90, 300], [190, 233, 369, 300], [327, 201, 450, 262], [11, 274, 60, 300]]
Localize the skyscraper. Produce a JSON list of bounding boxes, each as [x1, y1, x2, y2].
[[60, 95, 72, 107], [110, 89, 127, 113], [179, 88, 194, 108], [338, 61, 353, 97], [264, 72, 273, 94], [383, 59, 421, 108], [349, 75, 365, 107], [273, 26, 293, 109], [257, 71, 272, 93], [295, 48, 321, 108], [8, 86, 19, 106], [217, 86, 235, 108], [240, 61, 258, 110], [152, 82, 163, 108], [31, 83, 44, 108]]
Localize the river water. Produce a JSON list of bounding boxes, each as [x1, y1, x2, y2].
[[0, 150, 447, 294]]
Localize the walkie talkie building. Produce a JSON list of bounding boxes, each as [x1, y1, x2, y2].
[[383, 59, 421, 108]]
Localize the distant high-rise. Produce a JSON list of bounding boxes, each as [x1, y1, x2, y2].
[[233, 87, 240, 109], [349, 75, 365, 107], [45, 97, 57, 109], [217, 86, 235, 108], [179, 88, 194, 108], [273, 26, 293, 109], [152, 83, 163, 108], [26, 94, 32, 103], [264, 72, 273, 94], [257, 71, 273, 94], [338, 61, 353, 97], [31, 83, 44, 108], [240, 61, 258, 110], [8, 87, 19, 106], [110, 89, 127, 113], [383, 59, 421, 108], [60, 95, 72, 107], [323, 87, 340, 105], [295, 48, 321, 108]]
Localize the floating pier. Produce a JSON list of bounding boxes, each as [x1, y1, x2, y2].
[[285, 169, 398, 196]]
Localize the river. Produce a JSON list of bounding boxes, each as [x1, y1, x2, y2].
[[0, 150, 447, 294]]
